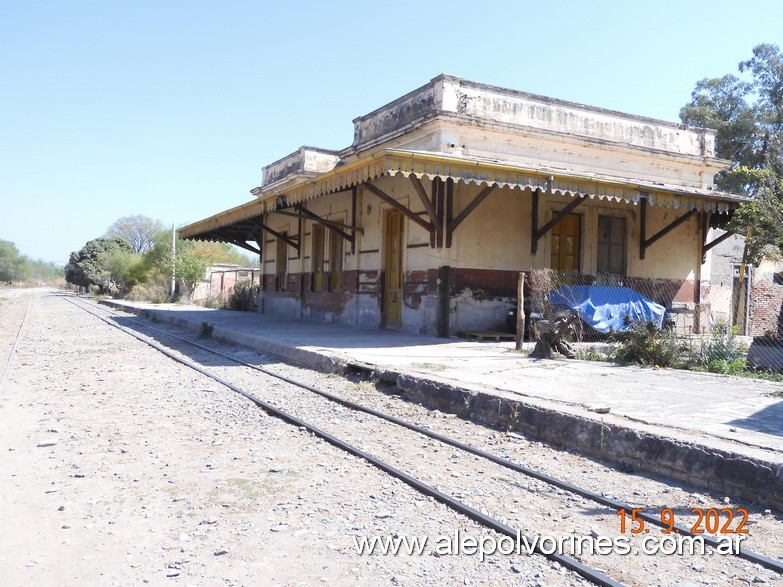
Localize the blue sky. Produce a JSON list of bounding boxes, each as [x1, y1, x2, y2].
[[2, 0, 782, 265]]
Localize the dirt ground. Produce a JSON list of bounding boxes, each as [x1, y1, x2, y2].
[[0, 290, 588, 586]]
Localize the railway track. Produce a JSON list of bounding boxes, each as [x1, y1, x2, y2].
[[53, 293, 783, 585], [0, 292, 32, 393]]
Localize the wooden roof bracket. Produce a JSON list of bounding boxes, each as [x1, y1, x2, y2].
[[446, 182, 495, 247], [273, 207, 362, 237], [700, 211, 734, 264], [409, 175, 443, 247], [246, 218, 300, 252], [292, 204, 363, 243], [410, 175, 440, 228], [531, 190, 588, 255], [363, 180, 435, 236], [208, 229, 261, 255], [639, 196, 697, 260]]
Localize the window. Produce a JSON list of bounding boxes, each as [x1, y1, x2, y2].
[[275, 233, 288, 291], [550, 213, 581, 272], [311, 224, 325, 292], [597, 216, 626, 274], [329, 230, 344, 291]]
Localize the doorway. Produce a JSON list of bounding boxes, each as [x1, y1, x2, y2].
[[383, 210, 404, 327]]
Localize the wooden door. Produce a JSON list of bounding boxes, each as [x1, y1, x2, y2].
[[597, 216, 626, 274], [384, 210, 404, 326], [550, 213, 581, 273]]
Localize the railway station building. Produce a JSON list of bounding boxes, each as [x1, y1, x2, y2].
[[178, 74, 747, 337]]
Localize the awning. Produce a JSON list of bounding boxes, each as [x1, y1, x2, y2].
[[382, 150, 746, 213], [179, 148, 748, 240]]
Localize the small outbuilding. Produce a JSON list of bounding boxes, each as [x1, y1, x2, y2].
[[179, 75, 746, 336]]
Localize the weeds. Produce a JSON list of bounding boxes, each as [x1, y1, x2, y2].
[[599, 420, 609, 453], [575, 349, 606, 362], [611, 321, 681, 368], [462, 393, 475, 418], [706, 358, 748, 376], [200, 322, 214, 338], [686, 329, 748, 372], [609, 318, 783, 380], [506, 402, 520, 432]]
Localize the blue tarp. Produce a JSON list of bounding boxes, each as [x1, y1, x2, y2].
[[547, 285, 666, 333]]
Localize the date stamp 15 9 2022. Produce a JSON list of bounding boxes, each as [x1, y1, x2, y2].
[[617, 507, 749, 535]]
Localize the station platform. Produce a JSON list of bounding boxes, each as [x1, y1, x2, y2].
[[98, 298, 783, 508]]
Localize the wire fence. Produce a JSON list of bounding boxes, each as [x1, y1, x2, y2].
[[521, 268, 783, 376]]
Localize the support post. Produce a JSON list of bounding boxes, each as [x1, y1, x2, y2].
[[170, 223, 176, 299], [437, 265, 450, 338], [351, 186, 357, 254], [297, 214, 302, 260], [639, 197, 647, 260], [515, 272, 525, 351], [531, 189, 539, 255]]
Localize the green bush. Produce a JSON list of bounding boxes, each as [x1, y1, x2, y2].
[[611, 321, 681, 368], [707, 358, 747, 375], [686, 330, 748, 371], [126, 282, 169, 304]]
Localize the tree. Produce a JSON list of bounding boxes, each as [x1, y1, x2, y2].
[[65, 237, 134, 293], [142, 230, 254, 300], [0, 240, 26, 282], [103, 249, 147, 297], [0, 240, 63, 284], [680, 43, 783, 264], [105, 215, 165, 254], [25, 259, 63, 283]]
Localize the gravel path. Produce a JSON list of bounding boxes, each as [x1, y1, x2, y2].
[[1, 289, 782, 586], [1, 290, 588, 586]]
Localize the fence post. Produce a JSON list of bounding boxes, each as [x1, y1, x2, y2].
[[515, 272, 526, 350]]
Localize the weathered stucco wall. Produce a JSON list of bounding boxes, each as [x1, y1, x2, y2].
[[261, 147, 340, 190], [347, 75, 727, 194], [257, 175, 710, 336], [385, 120, 717, 190]]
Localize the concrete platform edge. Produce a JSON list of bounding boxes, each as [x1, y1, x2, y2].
[[100, 300, 783, 510], [396, 375, 783, 509]]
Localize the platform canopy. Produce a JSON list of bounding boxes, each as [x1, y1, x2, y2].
[[178, 148, 748, 245]]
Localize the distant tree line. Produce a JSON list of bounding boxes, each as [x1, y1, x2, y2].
[[65, 215, 259, 301], [0, 240, 63, 284]]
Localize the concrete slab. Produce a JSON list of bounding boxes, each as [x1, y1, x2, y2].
[[98, 298, 783, 506]]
